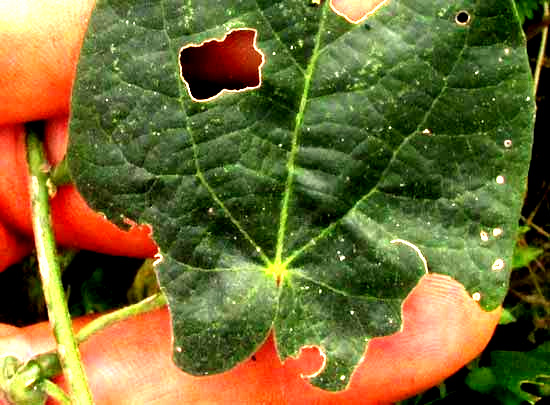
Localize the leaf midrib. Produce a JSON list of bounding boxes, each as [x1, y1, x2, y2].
[[157, 1, 339, 274], [275, 0, 330, 268]]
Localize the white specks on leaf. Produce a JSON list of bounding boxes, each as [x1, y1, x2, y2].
[[504, 139, 512, 148], [496, 175, 505, 184], [480, 230, 489, 242], [422, 128, 433, 136], [472, 292, 481, 302], [492, 228, 503, 237], [492, 258, 505, 271]]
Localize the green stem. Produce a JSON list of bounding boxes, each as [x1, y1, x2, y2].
[[76, 293, 167, 344], [26, 131, 94, 405], [534, 2, 549, 94], [39, 379, 72, 405]]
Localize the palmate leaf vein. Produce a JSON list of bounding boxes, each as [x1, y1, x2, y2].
[[156, 0, 272, 266]]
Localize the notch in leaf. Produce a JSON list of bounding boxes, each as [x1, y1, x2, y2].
[[179, 29, 264, 102]]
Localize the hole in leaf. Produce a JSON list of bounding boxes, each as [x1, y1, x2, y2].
[[455, 10, 471, 25], [330, 0, 389, 24], [179, 29, 264, 102]]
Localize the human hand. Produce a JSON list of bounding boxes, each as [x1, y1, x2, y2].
[[0, 0, 157, 270], [0, 1, 501, 404]]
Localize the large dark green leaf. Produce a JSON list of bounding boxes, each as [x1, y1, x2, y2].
[[68, 0, 534, 391]]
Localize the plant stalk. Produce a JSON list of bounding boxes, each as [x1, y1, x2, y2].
[[534, 2, 550, 94], [39, 379, 72, 405], [26, 130, 95, 405], [76, 293, 167, 344]]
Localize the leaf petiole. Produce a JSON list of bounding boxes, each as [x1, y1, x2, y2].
[[76, 292, 167, 345], [26, 128, 94, 405]]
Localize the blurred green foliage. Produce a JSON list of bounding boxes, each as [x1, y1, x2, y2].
[[466, 343, 550, 404], [515, 0, 545, 23]]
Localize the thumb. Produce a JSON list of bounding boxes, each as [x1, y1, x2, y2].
[[1, 274, 500, 405]]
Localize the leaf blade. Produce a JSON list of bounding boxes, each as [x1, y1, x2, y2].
[[69, 0, 535, 391]]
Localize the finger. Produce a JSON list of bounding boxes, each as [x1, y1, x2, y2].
[[44, 116, 69, 166], [0, 125, 31, 234], [50, 185, 158, 257], [0, 274, 500, 404], [0, 124, 157, 264], [0, 0, 96, 124], [0, 220, 32, 272]]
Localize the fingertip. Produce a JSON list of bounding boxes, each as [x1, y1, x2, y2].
[[352, 274, 501, 402], [45, 116, 69, 166]]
